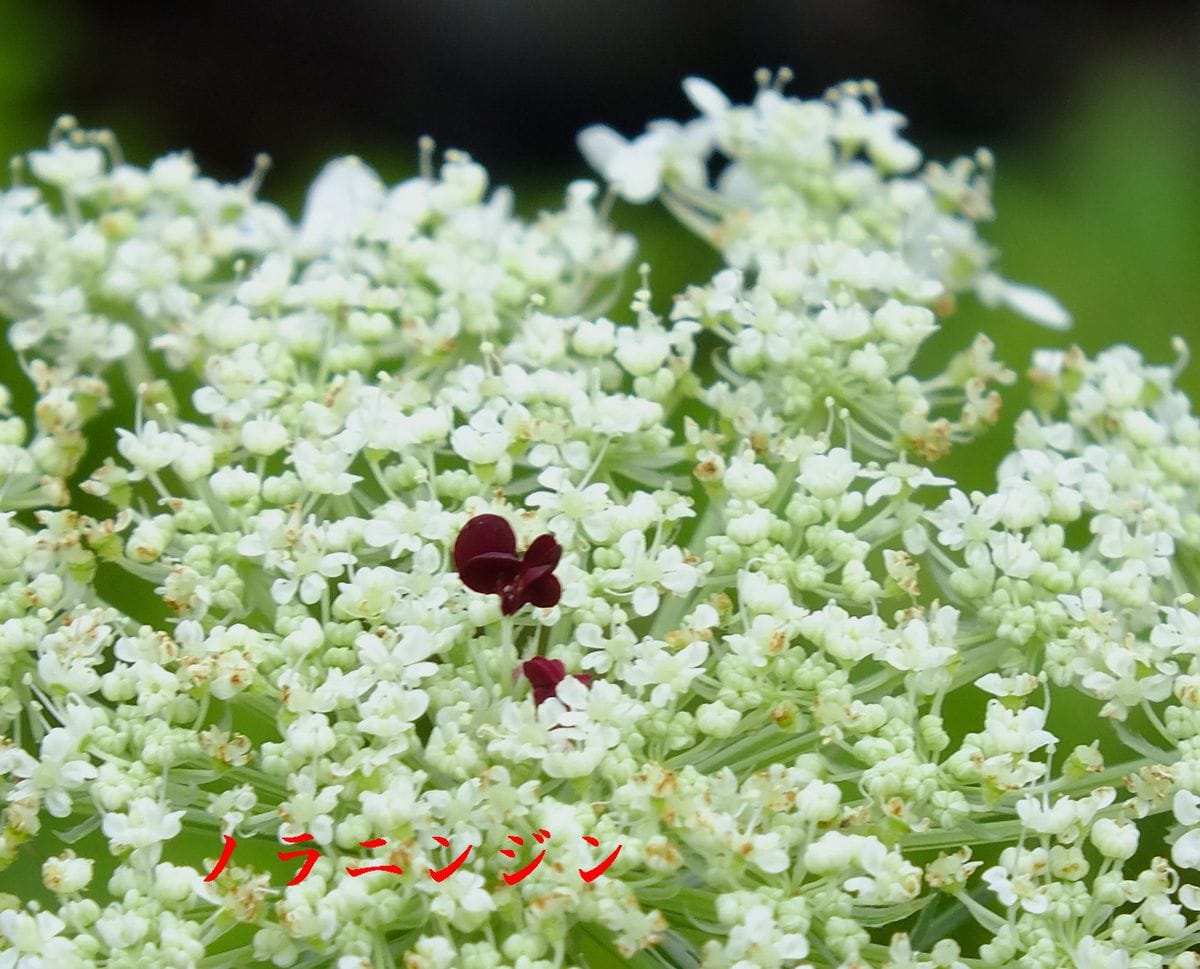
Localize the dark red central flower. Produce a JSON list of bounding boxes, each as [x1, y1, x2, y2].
[[521, 657, 592, 705], [454, 514, 563, 615]]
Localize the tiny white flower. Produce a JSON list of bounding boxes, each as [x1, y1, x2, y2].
[[41, 850, 93, 894], [603, 530, 703, 616], [577, 126, 669, 204], [1090, 817, 1139, 860], [624, 638, 708, 707], [28, 142, 104, 189], [884, 615, 956, 674], [286, 712, 338, 759], [289, 440, 361, 496], [449, 409, 511, 464], [116, 419, 183, 473], [102, 796, 185, 851], [0, 910, 70, 967], [798, 447, 861, 499], [242, 417, 290, 455], [526, 466, 611, 543], [1071, 936, 1130, 969], [981, 862, 1048, 915], [745, 832, 789, 874]]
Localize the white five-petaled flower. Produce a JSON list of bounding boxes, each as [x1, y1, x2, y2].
[[0, 909, 74, 969], [101, 797, 185, 851], [526, 466, 611, 543], [539, 677, 644, 749], [720, 904, 809, 967], [981, 846, 1053, 915], [624, 637, 709, 707], [115, 419, 183, 473], [601, 530, 704, 616], [577, 117, 711, 204]]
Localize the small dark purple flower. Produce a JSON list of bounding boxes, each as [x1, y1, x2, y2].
[[454, 514, 562, 615], [521, 657, 592, 705]]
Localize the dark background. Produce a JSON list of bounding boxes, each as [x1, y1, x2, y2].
[[7, 1, 1199, 188]]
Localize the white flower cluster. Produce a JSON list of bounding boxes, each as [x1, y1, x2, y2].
[[0, 77, 1198, 969]]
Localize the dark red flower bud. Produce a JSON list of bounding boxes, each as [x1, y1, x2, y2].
[[454, 514, 563, 615], [521, 656, 592, 705]]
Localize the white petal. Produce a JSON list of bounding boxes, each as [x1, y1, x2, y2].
[[976, 272, 1071, 330], [1175, 789, 1200, 825], [607, 138, 663, 203], [749, 832, 789, 873], [554, 676, 590, 708], [576, 125, 628, 175], [682, 76, 731, 117], [777, 934, 809, 960], [1172, 829, 1200, 869], [297, 156, 384, 252], [632, 586, 659, 617], [1022, 892, 1049, 914]]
